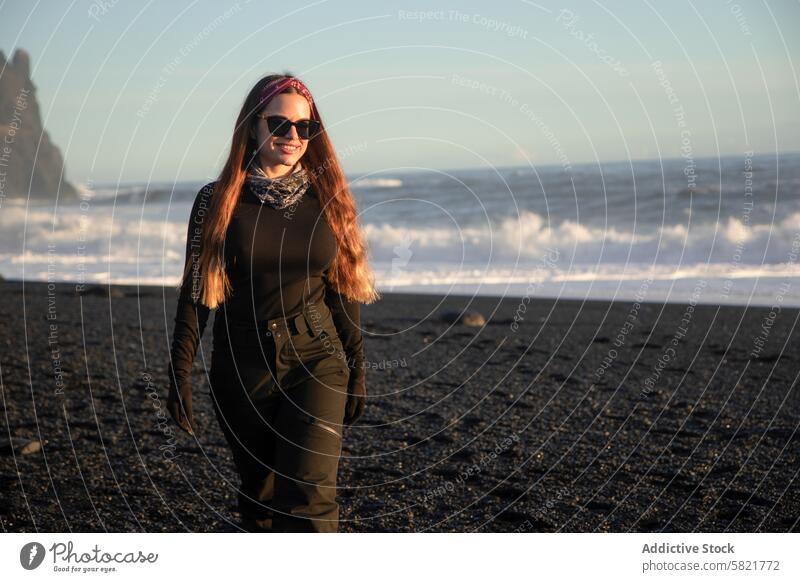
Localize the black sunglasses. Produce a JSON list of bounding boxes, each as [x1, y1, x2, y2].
[[256, 114, 321, 140]]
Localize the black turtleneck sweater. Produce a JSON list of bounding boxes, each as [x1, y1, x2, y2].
[[167, 180, 365, 393]]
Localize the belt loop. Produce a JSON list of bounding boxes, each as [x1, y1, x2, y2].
[[302, 304, 320, 337], [292, 312, 308, 336]]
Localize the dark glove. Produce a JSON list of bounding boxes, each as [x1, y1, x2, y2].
[[166, 363, 197, 435], [343, 367, 366, 426]]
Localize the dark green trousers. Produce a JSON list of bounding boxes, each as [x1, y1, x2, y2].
[[210, 301, 350, 533]]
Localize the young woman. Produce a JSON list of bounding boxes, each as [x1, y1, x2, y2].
[[166, 74, 379, 533]]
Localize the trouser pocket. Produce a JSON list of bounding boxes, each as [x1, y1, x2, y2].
[[271, 408, 343, 533], [278, 303, 350, 383], [302, 302, 345, 352], [298, 412, 342, 439]]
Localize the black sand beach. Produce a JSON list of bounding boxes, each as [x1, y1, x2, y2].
[[1, 279, 798, 532]]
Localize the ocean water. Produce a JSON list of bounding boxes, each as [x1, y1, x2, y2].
[[3, 152, 799, 307]]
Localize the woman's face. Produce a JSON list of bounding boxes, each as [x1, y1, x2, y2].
[[251, 92, 312, 173]]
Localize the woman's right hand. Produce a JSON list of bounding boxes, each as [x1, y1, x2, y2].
[[166, 367, 197, 435]]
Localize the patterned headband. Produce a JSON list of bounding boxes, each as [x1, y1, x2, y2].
[[258, 76, 315, 110]]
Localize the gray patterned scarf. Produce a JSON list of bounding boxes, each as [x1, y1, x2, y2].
[[245, 160, 311, 209]]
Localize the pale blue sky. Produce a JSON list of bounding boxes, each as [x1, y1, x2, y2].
[[2, 0, 799, 184]]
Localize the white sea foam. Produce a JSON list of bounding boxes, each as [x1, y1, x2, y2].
[[350, 178, 403, 189], [3, 154, 800, 307]]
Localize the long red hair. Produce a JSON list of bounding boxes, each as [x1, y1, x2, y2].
[[180, 73, 380, 309]]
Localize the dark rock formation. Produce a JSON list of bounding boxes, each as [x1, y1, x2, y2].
[[0, 48, 79, 199]]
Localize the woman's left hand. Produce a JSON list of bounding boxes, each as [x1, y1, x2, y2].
[[343, 371, 366, 425]]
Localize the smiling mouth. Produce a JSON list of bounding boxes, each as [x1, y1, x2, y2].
[[277, 142, 300, 153]]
